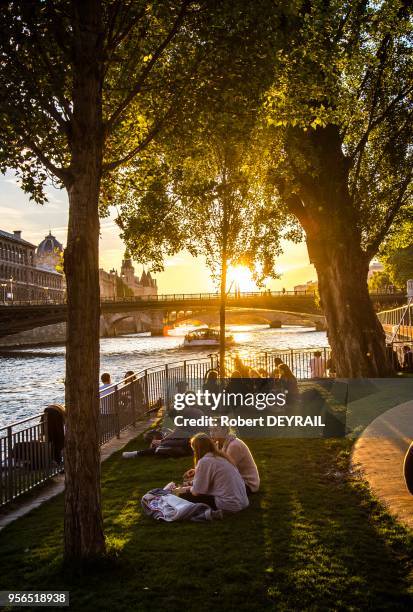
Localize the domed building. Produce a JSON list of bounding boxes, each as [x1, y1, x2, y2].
[[35, 231, 63, 272]]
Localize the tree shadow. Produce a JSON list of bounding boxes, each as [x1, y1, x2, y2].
[[260, 439, 413, 610]]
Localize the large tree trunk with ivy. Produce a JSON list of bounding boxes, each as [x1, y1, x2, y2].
[[63, 0, 106, 562], [285, 125, 392, 378]]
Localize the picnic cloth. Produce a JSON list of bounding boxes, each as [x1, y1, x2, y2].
[[141, 486, 222, 522]]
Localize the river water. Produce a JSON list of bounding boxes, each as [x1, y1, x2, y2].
[[0, 324, 327, 428]]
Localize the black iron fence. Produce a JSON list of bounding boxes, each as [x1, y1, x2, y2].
[[0, 414, 61, 507], [0, 346, 355, 508], [0, 355, 217, 508]]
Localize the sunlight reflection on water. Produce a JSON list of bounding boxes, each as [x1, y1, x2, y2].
[[0, 324, 327, 427]]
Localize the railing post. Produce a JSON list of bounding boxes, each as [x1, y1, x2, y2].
[[165, 364, 170, 409], [114, 386, 120, 438], [7, 425, 13, 503], [144, 369, 149, 410], [130, 381, 137, 427]]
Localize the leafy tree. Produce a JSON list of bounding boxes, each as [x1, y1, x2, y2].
[[116, 275, 134, 298], [117, 128, 282, 375], [378, 213, 413, 288], [0, 0, 200, 562], [383, 245, 413, 288], [368, 271, 393, 293], [115, 4, 285, 375], [265, 0, 413, 376], [177, 134, 282, 375]]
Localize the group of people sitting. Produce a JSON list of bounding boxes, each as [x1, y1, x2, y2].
[[175, 427, 259, 513], [222, 355, 299, 401], [135, 425, 259, 515]]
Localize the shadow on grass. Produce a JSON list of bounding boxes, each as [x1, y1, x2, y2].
[[0, 437, 412, 611]]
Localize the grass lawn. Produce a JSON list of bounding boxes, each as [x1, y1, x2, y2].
[[1, 436, 413, 611]]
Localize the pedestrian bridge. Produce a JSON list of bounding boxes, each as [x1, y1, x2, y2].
[[0, 290, 406, 338]]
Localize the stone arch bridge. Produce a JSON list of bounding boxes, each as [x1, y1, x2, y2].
[[0, 291, 405, 338]]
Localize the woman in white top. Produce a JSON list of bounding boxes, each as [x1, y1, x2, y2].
[[180, 433, 249, 513]]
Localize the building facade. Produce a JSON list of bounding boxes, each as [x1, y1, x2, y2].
[[0, 228, 157, 303], [35, 230, 63, 271], [119, 252, 157, 297], [293, 280, 318, 293], [99, 253, 158, 299], [99, 268, 117, 299], [0, 229, 64, 302]]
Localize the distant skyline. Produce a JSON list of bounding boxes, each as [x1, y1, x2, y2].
[[0, 171, 316, 293]]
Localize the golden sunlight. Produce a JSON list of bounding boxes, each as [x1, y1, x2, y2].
[[227, 265, 259, 293]]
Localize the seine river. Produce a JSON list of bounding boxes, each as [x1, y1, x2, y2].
[[0, 324, 327, 428]]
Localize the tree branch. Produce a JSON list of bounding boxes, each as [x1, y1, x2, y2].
[[106, 4, 147, 52], [24, 137, 72, 185], [351, 85, 413, 165], [102, 104, 174, 173], [105, 0, 191, 133], [365, 174, 412, 258]]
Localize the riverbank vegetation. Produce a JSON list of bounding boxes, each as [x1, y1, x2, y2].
[[1, 435, 412, 611]]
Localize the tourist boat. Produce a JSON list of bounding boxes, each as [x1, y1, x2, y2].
[[183, 327, 235, 348]]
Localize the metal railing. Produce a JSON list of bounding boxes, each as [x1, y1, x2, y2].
[[223, 347, 332, 379], [0, 413, 60, 507], [0, 355, 217, 507], [377, 302, 413, 342], [1, 290, 316, 307], [11, 343, 404, 508], [2, 290, 405, 308]]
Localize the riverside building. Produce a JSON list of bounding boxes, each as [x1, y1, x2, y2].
[[0, 229, 64, 302]]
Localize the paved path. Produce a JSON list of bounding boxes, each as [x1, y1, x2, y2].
[[0, 422, 147, 532], [352, 400, 413, 529]]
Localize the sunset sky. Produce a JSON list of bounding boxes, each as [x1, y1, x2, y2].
[[0, 172, 316, 293]]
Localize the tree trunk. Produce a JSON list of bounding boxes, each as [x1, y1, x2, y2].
[[284, 125, 393, 377], [63, 0, 106, 563], [310, 239, 391, 377], [219, 259, 227, 378]]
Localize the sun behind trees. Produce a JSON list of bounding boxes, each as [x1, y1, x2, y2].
[[117, 128, 283, 375]]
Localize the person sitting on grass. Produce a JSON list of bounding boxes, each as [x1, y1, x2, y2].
[[178, 433, 249, 513], [210, 425, 260, 494]]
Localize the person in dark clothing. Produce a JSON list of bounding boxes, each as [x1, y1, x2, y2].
[[42, 404, 65, 464], [203, 369, 220, 394], [404, 441, 413, 495], [386, 346, 401, 371], [278, 364, 299, 404], [402, 346, 413, 372]]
